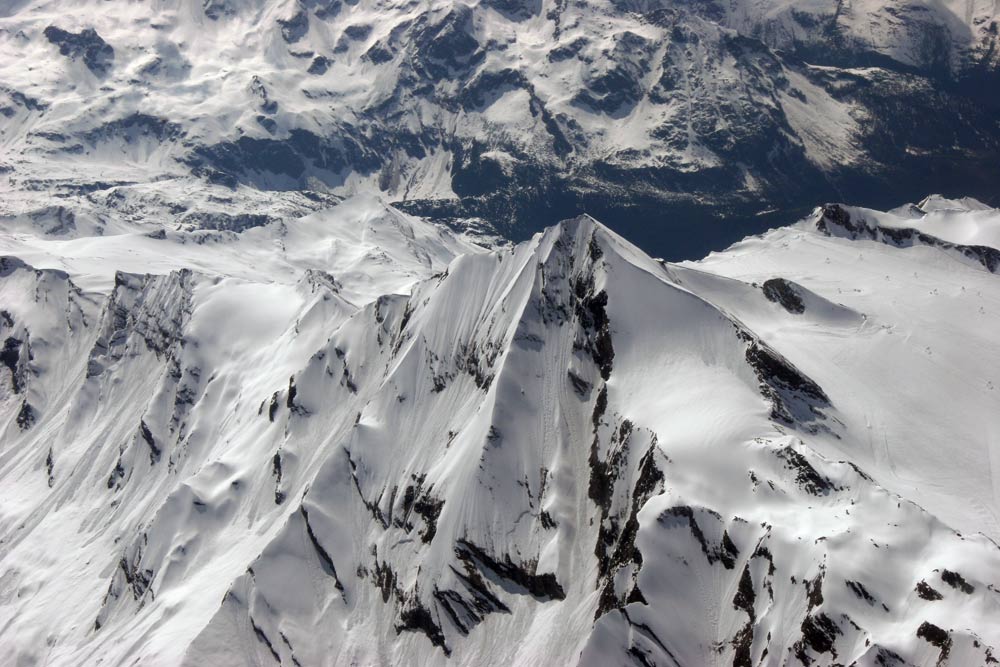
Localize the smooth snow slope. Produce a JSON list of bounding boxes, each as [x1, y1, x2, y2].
[[1, 193, 999, 666], [684, 197, 1000, 541]]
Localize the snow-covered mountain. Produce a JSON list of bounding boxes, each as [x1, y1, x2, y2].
[[1, 189, 998, 666], [2, 0, 1000, 256]]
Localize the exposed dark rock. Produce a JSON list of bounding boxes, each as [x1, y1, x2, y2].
[[480, 0, 540, 21], [595, 440, 665, 617], [752, 542, 776, 577], [739, 328, 830, 429], [805, 567, 825, 611], [249, 615, 282, 663], [621, 609, 679, 667], [345, 450, 389, 528], [868, 645, 911, 666], [567, 370, 591, 397], [88, 270, 193, 379], [762, 278, 805, 314], [413, 495, 444, 544], [719, 530, 739, 570], [279, 631, 303, 667], [364, 43, 395, 64], [572, 32, 654, 116], [118, 548, 153, 601], [846, 580, 877, 606], [409, 7, 483, 80], [548, 37, 588, 63], [455, 341, 499, 390], [915, 580, 943, 601], [573, 277, 614, 380], [396, 476, 445, 543], [17, 401, 36, 430], [0, 89, 46, 113], [371, 556, 398, 604], [268, 392, 279, 422], [307, 56, 331, 75], [435, 564, 510, 636], [728, 625, 752, 667], [203, 0, 236, 20], [344, 24, 372, 41], [656, 506, 737, 569], [300, 506, 345, 597], [733, 564, 756, 620], [441, 554, 511, 634], [1, 256, 31, 276], [139, 420, 160, 465], [940, 569, 974, 594], [776, 446, 836, 496], [256, 115, 277, 134], [43, 26, 114, 75], [45, 448, 54, 487], [82, 113, 182, 147], [455, 539, 565, 601], [796, 612, 841, 660], [1, 336, 25, 393], [180, 211, 277, 232], [460, 68, 530, 112], [396, 603, 450, 656], [187, 128, 382, 189], [278, 10, 309, 43], [107, 456, 126, 491], [286, 376, 309, 416], [272, 451, 285, 505], [916, 621, 951, 661], [819, 204, 1000, 274]]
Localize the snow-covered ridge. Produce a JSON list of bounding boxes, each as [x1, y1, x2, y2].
[[1, 192, 999, 665]]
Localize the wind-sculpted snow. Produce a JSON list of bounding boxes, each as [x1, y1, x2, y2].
[[2, 191, 997, 665], [1, 0, 999, 256]]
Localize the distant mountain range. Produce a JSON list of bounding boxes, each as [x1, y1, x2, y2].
[[2, 0, 1000, 256]]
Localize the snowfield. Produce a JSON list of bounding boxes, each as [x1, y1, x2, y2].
[[1, 189, 999, 666]]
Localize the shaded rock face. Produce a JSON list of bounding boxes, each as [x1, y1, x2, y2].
[[278, 10, 310, 44], [818, 204, 1000, 273], [762, 278, 805, 314], [572, 31, 654, 116], [1, 336, 27, 394], [737, 327, 831, 431], [43, 26, 114, 75]]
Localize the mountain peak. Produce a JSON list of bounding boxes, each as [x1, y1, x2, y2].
[[2, 195, 1000, 665]]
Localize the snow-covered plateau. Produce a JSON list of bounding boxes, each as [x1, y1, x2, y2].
[[1, 186, 999, 666]]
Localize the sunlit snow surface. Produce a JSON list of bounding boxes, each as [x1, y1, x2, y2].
[[1, 191, 999, 666]]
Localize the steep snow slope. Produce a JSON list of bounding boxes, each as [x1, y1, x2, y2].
[[0, 194, 484, 665], [1, 0, 999, 256], [1, 192, 998, 666]]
